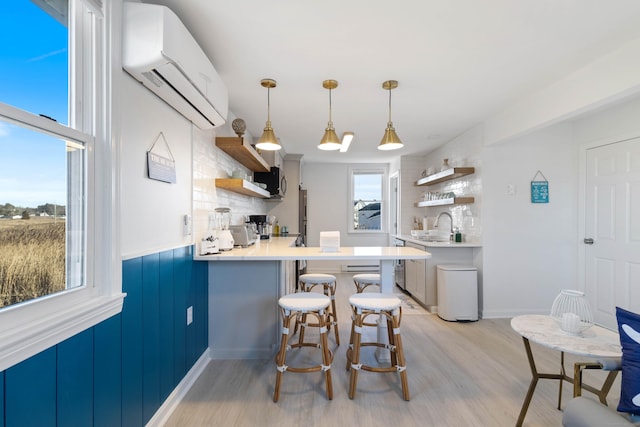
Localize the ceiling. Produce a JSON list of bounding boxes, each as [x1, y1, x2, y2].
[[143, 0, 640, 163]]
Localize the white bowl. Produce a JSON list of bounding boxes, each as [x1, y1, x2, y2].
[[410, 230, 427, 238]]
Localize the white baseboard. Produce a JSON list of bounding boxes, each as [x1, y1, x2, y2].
[[146, 348, 211, 427], [480, 308, 548, 319]]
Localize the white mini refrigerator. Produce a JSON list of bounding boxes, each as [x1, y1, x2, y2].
[[437, 265, 478, 321]]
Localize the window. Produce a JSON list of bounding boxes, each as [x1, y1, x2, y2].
[[0, 2, 81, 307], [349, 166, 387, 233], [0, 0, 122, 372]]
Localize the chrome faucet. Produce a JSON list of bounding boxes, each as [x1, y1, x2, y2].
[[434, 212, 454, 241]]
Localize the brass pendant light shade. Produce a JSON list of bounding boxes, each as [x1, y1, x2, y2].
[[255, 78, 282, 151], [378, 80, 404, 151], [318, 79, 342, 151]]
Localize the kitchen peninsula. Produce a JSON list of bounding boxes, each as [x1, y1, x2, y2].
[[195, 236, 431, 359]]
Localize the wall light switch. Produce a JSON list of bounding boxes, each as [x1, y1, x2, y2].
[[187, 306, 193, 325], [183, 214, 192, 237], [507, 184, 516, 196]]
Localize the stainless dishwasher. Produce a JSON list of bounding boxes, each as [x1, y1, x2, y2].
[[393, 238, 406, 290]]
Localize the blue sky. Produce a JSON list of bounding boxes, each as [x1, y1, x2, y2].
[[354, 173, 382, 202], [0, 0, 68, 208]]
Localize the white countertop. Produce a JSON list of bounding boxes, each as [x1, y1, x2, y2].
[[394, 234, 482, 248], [195, 236, 432, 261]]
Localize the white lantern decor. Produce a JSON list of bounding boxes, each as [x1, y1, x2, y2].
[[550, 289, 594, 335]]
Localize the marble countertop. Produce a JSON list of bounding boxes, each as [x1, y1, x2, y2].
[[195, 236, 432, 261], [394, 234, 482, 248], [511, 314, 621, 358]]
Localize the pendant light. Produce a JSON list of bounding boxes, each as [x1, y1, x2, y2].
[[255, 78, 281, 151], [378, 80, 404, 151], [318, 79, 342, 151]]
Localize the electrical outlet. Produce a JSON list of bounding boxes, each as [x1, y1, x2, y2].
[[187, 306, 193, 325]]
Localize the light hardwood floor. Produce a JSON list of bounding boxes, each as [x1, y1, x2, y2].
[[164, 273, 620, 426]]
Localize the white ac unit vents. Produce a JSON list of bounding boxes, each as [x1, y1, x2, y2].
[[122, 3, 228, 129]]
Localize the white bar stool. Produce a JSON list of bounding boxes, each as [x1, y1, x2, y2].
[[352, 273, 381, 328], [352, 273, 380, 293], [346, 293, 409, 401], [273, 292, 333, 402], [297, 273, 339, 345]]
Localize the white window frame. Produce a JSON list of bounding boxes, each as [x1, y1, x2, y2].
[[348, 165, 388, 234], [0, 0, 122, 372]]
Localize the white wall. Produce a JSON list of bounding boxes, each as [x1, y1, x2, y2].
[[572, 95, 640, 145], [481, 123, 579, 317], [120, 72, 268, 258], [478, 94, 640, 318], [120, 74, 194, 258]]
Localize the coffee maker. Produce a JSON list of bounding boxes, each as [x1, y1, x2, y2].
[[249, 215, 269, 240]]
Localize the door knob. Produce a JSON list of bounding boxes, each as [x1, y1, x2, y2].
[[583, 238, 594, 245]]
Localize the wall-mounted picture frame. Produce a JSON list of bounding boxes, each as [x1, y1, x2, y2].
[[147, 132, 177, 184]]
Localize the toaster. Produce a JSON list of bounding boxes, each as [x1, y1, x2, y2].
[[229, 224, 257, 247]]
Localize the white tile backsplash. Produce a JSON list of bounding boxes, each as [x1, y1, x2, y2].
[[401, 125, 483, 243], [192, 128, 266, 242]]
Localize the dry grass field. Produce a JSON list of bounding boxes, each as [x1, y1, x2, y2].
[[0, 217, 65, 308]]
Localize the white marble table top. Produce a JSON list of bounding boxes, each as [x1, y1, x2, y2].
[[511, 315, 621, 359]]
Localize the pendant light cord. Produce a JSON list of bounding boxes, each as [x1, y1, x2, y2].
[[388, 88, 392, 124], [328, 87, 333, 125], [267, 87, 271, 123]]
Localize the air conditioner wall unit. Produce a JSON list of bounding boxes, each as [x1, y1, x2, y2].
[[122, 3, 228, 129]]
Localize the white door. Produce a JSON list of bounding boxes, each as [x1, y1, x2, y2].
[[584, 137, 640, 329]]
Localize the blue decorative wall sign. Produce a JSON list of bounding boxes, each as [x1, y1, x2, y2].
[[531, 170, 549, 203]]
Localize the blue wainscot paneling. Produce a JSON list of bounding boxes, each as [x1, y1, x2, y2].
[[57, 329, 94, 426], [0, 371, 4, 427], [0, 246, 208, 427], [94, 313, 123, 427], [6, 348, 57, 426]]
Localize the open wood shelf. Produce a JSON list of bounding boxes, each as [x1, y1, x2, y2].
[[215, 178, 271, 198], [415, 196, 475, 207], [416, 167, 475, 187], [215, 137, 270, 172]]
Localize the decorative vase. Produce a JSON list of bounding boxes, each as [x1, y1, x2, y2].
[[232, 118, 246, 138], [441, 158, 450, 172], [550, 289, 594, 335]]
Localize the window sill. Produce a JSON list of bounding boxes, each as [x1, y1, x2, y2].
[[0, 292, 125, 372]]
